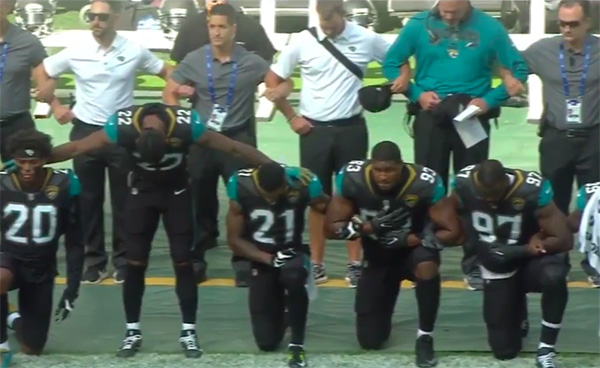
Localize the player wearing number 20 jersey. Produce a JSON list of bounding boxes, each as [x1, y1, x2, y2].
[[449, 160, 572, 368], [46, 103, 272, 360], [226, 162, 329, 368], [0, 129, 84, 358], [324, 141, 463, 368]]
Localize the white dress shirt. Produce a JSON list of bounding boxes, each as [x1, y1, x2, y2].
[[270, 21, 390, 121], [43, 33, 164, 125]]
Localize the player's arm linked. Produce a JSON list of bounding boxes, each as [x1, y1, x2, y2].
[[428, 196, 465, 246], [535, 201, 574, 253], [226, 200, 274, 265], [309, 194, 331, 214], [195, 130, 272, 166], [48, 130, 111, 164], [323, 196, 366, 240]]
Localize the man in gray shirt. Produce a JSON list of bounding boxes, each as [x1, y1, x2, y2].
[[504, 0, 599, 290], [163, 3, 292, 286], [0, 0, 49, 161]]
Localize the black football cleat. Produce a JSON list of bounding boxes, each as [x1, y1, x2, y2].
[[415, 335, 437, 367], [180, 329, 203, 358], [116, 329, 142, 358], [288, 345, 307, 367]]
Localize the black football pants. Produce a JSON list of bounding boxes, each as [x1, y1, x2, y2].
[[0, 112, 35, 162], [70, 119, 129, 271]]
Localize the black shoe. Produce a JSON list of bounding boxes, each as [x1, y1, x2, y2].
[[179, 329, 203, 358], [82, 267, 109, 284], [113, 267, 126, 284], [536, 347, 557, 368], [232, 260, 251, 288], [193, 260, 208, 285], [415, 335, 437, 367], [288, 345, 307, 367], [116, 329, 142, 358]]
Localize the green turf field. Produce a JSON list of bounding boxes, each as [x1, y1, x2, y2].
[[5, 11, 598, 368]]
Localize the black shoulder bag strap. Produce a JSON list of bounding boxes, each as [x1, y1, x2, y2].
[[308, 27, 363, 80]]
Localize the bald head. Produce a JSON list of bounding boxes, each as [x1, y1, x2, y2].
[[436, 0, 471, 26]]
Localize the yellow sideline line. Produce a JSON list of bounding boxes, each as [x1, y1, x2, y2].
[[53, 277, 592, 289]]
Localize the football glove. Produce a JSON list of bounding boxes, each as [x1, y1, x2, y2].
[[271, 249, 296, 268], [0, 159, 16, 173], [371, 207, 412, 235], [335, 215, 364, 240], [55, 289, 77, 323], [420, 222, 444, 250], [379, 225, 412, 249]]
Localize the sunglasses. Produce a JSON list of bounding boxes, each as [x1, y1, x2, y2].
[[558, 20, 581, 28], [87, 12, 111, 22]]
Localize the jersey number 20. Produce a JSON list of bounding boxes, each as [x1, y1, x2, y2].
[[250, 209, 295, 245], [3, 204, 57, 245]]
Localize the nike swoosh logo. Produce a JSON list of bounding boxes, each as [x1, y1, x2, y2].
[[174, 189, 187, 195]]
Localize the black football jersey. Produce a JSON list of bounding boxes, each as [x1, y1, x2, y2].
[[576, 182, 600, 211], [1, 169, 80, 262], [452, 164, 553, 247], [227, 166, 324, 254], [104, 104, 206, 186], [336, 160, 446, 250]]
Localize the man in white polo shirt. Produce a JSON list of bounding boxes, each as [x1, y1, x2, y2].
[[35, 0, 171, 284], [265, 0, 410, 288]]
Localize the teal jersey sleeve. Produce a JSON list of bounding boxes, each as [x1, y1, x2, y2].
[[431, 176, 446, 203], [334, 166, 346, 196], [537, 180, 554, 207], [68, 170, 81, 197], [105, 113, 118, 143], [191, 110, 206, 141], [576, 186, 587, 211], [449, 176, 457, 191], [226, 173, 238, 201], [308, 173, 324, 200]]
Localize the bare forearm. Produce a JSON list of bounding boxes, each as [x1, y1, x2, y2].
[[232, 142, 271, 166], [435, 228, 463, 246], [49, 143, 78, 164], [230, 239, 273, 265], [162, 90, 180, 105]]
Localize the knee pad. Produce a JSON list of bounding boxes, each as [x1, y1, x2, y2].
[[540, 264, 568, 289], [279, 267, 308, 291], [492, 348, 520, 361], [170, 243, 192, 264]]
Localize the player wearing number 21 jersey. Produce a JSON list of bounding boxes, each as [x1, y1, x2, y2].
[[449, 160, 572, 368], [0, 129, 84, 362], [568, 181, 600, 287], [45, 103, 272, 359], [226, 162, 329, 368], [324, 141, 463, 368]]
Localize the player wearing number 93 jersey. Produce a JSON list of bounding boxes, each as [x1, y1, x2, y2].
[[0, 129, 84, 359], [449, 160, 572, 368], [569, 181, 600, 287], [324, 141, 464, 368], [45, 103, 272, 359], [226, 162, 329, 368]]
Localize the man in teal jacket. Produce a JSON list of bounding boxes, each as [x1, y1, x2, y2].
[[383, 0, 528, 290]]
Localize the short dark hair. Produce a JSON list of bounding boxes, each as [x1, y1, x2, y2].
[[316, 0, 345, 18], [371, 141, 402, 162], [477, 160, 506, 187], [558, 0, 591, 17], [7, 129, 53, 160], [209, 3, 237, 25], [91, 0, 122, 13], [257, 162, 286, 192]]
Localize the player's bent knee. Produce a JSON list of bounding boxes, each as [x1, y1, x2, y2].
[[413, 260, 439, 280], [21, 341, 45, 356], [540, 264, 568, 289], [279, 267, 308, 291], [492, 347, 520, 361], [356, 315, 387, 350], [170, 245, 192, 265]]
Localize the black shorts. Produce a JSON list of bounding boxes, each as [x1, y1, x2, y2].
[[300, 116, 368, 195], [124, 183, 194, 263], [483, 253, 570, 359], [247, 252, 310, 351], [0, 253, 54, 352]]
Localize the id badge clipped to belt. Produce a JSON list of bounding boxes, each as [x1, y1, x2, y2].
[[566, 98, 582, 125], [207, 104, 227, 132]]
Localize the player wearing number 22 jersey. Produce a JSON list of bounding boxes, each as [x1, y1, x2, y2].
[[324, 141, 463, 368], [0, 129, 84, 362], [226, 162, 329, 368], [46, 103, 272, 359], [449, 160, 572, 368]]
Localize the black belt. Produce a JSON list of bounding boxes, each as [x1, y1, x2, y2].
[[559, 125, 598, 138], [305, 114, 364, 127], [0, 112, 29, 124]]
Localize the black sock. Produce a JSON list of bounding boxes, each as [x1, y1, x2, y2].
[[123, 263, 147, 324], [0, 294, 7, 343], [540, 278, 568, 347], [286, 286, 309, 345], [174, 264, 198, 325], [415, 275, 441, 333]]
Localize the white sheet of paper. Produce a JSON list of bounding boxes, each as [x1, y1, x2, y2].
[[33, 102, 52, 118], [453, 105, 487, 148]]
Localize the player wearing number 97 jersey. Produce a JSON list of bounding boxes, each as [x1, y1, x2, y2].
[[44, 103, 272, 359], [568, 182, 600, 287], [0, 129, 84, 359], [323, 141, 463, 368], [226, 162, 330, 368], [449, 160, 572, 368]]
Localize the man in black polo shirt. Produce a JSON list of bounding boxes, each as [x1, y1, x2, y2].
[[170, 0, 276, 63]]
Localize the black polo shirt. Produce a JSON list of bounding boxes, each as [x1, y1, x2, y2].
[[170, 11, 276, 63]]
